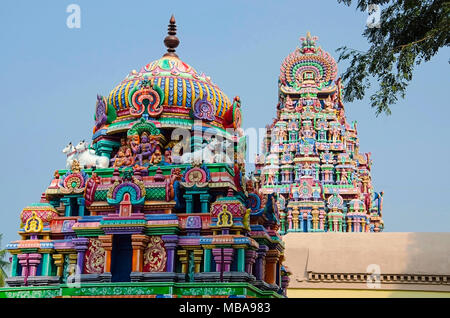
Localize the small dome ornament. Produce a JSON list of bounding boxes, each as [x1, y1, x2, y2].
[[24, 212, 44, 233], [163, 15, 180, 58]]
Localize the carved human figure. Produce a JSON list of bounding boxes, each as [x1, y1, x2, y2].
[[280, 128, 287, 142], [112, 150, 126, 168], [311, 208, 319, 230], [341, 170, 348, 184], [123, 148, 135, 166], [267, 173, 273, 186], [137, 133, 156, 166], [302, 162, 312, 176], [361, 175, 370, 193], [150, 148, 162, 165], [302, 123, 315, 139], [324, 95, 334, 112], [118, 137, 130, 154], [312, 182, 322, 201], [373, 191, 384, 216], [292, 186, 299, 201], [164, 148, 172, 164], [129, 134, 141, 155], [284, 96, 295, 112], [330, 126, 340, 143], [318, 129, 327, 141]]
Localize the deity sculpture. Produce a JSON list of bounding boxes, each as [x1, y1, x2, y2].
[[119, 137, 130, 154], [129, 134, 141, 155], [324, 95, 335, 113], [150, 148, 162, 165], [123, 148, 135, 166], [112, 150, 126, 168], [136, 132, 156, 166], [164, 148, 173, 164]]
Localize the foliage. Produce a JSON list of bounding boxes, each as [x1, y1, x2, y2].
[[337, 0, 449, 115]]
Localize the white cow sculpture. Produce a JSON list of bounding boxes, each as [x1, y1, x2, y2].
[[180, 138, 233, 165], [212, 139, 233, 164], [62, 142, 77, 169], [180, 141, 215, 165], [72, 140, 109, 169]]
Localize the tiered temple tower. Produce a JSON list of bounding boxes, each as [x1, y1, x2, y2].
[[253, 33, 384, 234], [2, 17, 288, 298]]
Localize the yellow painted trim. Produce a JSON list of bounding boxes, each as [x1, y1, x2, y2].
[[216, 87, 223, 115], [164, 78, 169, 105], [197, 80, 203, 99], [182, 77, 187, 107], [108, 88, 114, 107], [189, 80, 195, 104], [203, 82, 211, 101], [110, 84, 121, 109], [173, 77, 178, 106], [117, 82, 126, 110], [287, 288, 450, 298], [124, 81, 133, 109], [217, 90, 225, 116]]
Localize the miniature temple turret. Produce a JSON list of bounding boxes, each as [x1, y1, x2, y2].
[[3, 17, 288, 298], [253, 33, 384, 234]]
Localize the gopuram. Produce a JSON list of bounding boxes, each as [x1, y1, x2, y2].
[[1, 17, 289, 298], [253, 32, 384, 234]]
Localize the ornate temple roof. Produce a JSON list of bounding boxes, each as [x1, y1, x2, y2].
[[107, 56, 232, 120], [279, 32, 338, 95]]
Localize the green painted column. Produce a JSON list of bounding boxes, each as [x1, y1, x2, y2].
[[183, 194, 193, 213], [280, 214, 286, 234], [77, 197, 85, 217], [41, 253, 52, 276], [203, 249, 211, 272], [10, 254, 18, 277], [237, 248, 245, 272], [200, 193, 210, 213], [60, 197, 72, 217], [95, 140, 120, 159]]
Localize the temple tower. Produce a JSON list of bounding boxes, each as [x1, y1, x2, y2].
[[252, 33, 384, 233]]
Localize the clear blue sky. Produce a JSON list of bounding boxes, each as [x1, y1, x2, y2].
[[1, 0, 449, 247]]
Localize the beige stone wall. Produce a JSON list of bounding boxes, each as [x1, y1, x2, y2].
[[284, 232, 450, 296]]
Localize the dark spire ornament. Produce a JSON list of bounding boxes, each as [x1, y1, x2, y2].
[[163, 15, 180, 57]]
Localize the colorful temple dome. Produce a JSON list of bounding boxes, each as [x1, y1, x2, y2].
[[94, 16, 238, 138], [107, 56, 232, 123]]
